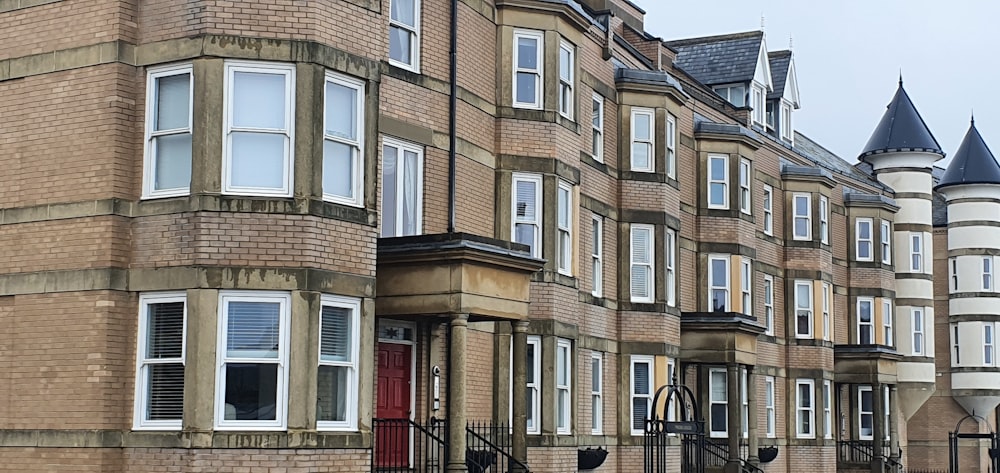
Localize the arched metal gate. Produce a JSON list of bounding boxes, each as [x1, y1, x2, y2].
[[949, 413, 1000, 473], [644, 381, 704, 473]]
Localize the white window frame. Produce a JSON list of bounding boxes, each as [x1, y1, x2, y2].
[[857, 298, 874, 345], [323, 71, 366, 206], [380, 137, 424, 237], [985, 257, 994, 291], [630, 355, 655, 436], [739, 159, 752, 215], [316, 295, 362, 431], [222, 61, 295, 197], [794, 280, 813, 339], [883, 386, 890, 441], [630, 108, 655, 172], [752, 85, 765, 125], [792, 193, 811, 241], [557, 181, 573, 276], [134, 292, 187, 430], [763, 275, 774, 335], [762, 185, 773, 235], [910, 233, 923, 272], [708, 155, 729, 209], [819, 196, 829, 245], [388, 0, 421, 71], [591, 353, 603, 435], [951, 258, 959, 292], [591, 215, 603, 297], [859, 386, 874, 440], [856, 218, 873, 261], [764, 376, 775, 438], [986, 324, 995, 366], [591, 94, 604, 162], [740, 258, 752, 316], [880, 220, 892, 264], [142, 64, 194, 199], [556, 338, 572, 435], [630, 224, 655, 303], [714, 84, 746, 107], [823, 380, 832, 439], [883, 299, 893, 347], [796, 379, 815, 439], [526, 335, 542, 435], [780, 102, 794, 141], [512, 173, 542, 258], [666, 228, 676, 307], [558, 40, 574, 120], [953, 324, 961, 365], [666, 114, 677, 179], [708, 254, 730, 312], [512, 29, 544, 109], [741, 368, 749, 439], [912, 308, 924, 356], [822, 282, 832, 341], [709, 368, 728, 438], [214, 291, 291, 430]]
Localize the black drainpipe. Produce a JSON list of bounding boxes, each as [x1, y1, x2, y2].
[[447, 0, 458, 234]]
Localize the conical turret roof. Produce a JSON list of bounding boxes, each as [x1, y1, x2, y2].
[[936, 118, 1000, 189], [859, 79, 943, 160]]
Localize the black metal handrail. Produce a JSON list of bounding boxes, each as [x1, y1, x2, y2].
[[372, 417, 447, 472], [466, 420, 530, 473], [703, 439, 729, 468]]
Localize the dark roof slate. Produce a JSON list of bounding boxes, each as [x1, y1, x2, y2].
[[859, 80, 943, 160], [767, 50, 791, 101], [936, 120, 1000, 189], [793, 133, 886, 189], [666, 31, 763, 86]]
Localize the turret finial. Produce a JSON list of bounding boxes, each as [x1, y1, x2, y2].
[[760, 14, 765, 31], [898, 70, 903, 87], [971, 109, 975, 126], [789, 34, 794, 50]]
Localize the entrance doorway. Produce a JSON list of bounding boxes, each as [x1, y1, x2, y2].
[[375, 342, 413, 468]]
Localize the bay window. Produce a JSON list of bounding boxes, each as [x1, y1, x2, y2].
[[819, 196, 829, 244], [388, 0, 420, 70], [739, 159, 751, 214], [709, 255, 730, 312], [513, 30, 543, 109], [883, 299, 893, 346], [512, 173, 542, 257], [792, 193, 811, 240], [134, 293, 187, 429], [631, 356, 654, 435], [666, 114, 677, 178], [708, 155, 729, 209], [631, 108, 655, 172], [630, 224, 654, 303], [317, 295, 361, 430], [859, 386, 873, 439], [795, 281, 813, 338], [143, 65, 193, 198], [556, 338, 572, 434], [592, 216, 603, 297], [592, 94, 604, 161], [324, 73, 365, 206], [740, 258, 752, 315], [558, 41, 574, 119], [796, 379, 814, 438], [910, 233, 923, 272], [912, 308, 924, 355], [709, 368, 727, 437], [591, 353, 603, 434], [527, 336, 541, 434], [763, 185, 773, 235], [880, 220, 892, 264], [857, 298, 874, 344], [557, 181, 573, 275], [764, 376, 775, 438], [763, 275, 774, 335], [856, 218, 873, 261]]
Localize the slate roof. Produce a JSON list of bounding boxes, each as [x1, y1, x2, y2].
[[615, 68, 688, 97], [936, 119, 1000, 189], [666, 31, 763, 87], [859, 80, 944, 160], [793, 132, 886, 189], [767, 50, 791, 101]]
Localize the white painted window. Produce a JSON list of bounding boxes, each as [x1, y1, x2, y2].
[[822, 282, 832, 341], [793, 193, 811, 240], [558, 41, 574, 119], [741, 368, 749, 438], [631, 356, 655, 436], [780, 102, 793, 142], [709, 368, 728, 437], [592, 94, 604, 161], [796, 379, 815, 439], [795, 281, 813, 338], [953, 325, 961, 365], [631, 108, 655, 172], [526, 335, 541, 434], [764, 376, 775, 438], [752, 85, 765, 125], [513, 29, 543, 109], [666, 229, 677, 307], [762, 185, 773, 235], [819, 196, 829, 245], [381, 137, 423, 237], [512, 173, 542, 258], [739, 159, 752, 215], [880, 220, 892, 264], [823, 380, 832, 439], [667, 359, 678, 422], [856, 218, 873, 261], [912, 308, 924, 356], [883, 386, 890, 441], [910, 233, 923, 272], [883, 299, 893, 347], [666, 114, 677, 179], [323, 72, 366, 206], [591, 353, 603, 435], [857, 298, 874, 344], [741, 258, 752, 316], [388, 0, 420, 71], [763, 275, 774, 335], [714, 84, 745, 107], [950, 258, 959, 292], [134, 293, 187, 430], [859, 386, 873, 440], [556, 338, 572, 434], [630, 224, 654, 303], [986, 324, 995, 366], [985, 257, 994, 291], [708, 155, 729, 209], [709, 255, 730, 312], [215, 291, 291, 430], [591, 215, 603, 297], [557, 181, 573, 276], [317, 295, 361, 431], [143, 65, 193, 198], [223, 62, 295, 197]]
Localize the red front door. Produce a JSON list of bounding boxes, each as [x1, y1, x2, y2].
[[376, 342, 412, 468]]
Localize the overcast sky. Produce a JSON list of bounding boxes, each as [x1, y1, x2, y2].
[[637, 0, 997, 165]]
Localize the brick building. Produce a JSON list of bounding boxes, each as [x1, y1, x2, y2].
[[0, 0, 994, 472]]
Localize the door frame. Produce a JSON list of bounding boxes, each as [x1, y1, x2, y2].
[[377, 320, 417, 467]]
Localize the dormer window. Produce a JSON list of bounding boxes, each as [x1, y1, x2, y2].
[[714, 84, 746, 107], [780, 102, 793, 142], [751, 85, 765, 125]]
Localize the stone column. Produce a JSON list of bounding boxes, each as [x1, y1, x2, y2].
[[511, 320, 529, 471], [889, 385, 900, 462], [446, 314, 470, 473], [747, 366, 760, 466], [726, 363, 741, 473], [871, 382, 885, 473]]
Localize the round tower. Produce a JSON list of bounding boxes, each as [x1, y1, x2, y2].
[[859, 79, 944, 420], [935, 118, 1000, 417]]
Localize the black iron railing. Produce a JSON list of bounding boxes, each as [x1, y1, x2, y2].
[[838, 440, 894, 465], [466, 420, 530, 473], [372, 417, 447, 472], [703, 439, 730, 468]]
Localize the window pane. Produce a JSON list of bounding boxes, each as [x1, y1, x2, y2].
[[390, 0, 415, 26], [526, 344, 535, 382], [632, 143, 650, 169], [710, 371, 727, 401], [592, 99, 601, 127], [558, 187, 570, 228], [389, 26, 412, 64], [711, 259, 727, 286], [154, 134, 192, 191], [633, 363, 650, 395], [224, 363, 278, 420], [517, 37, 537, 69], [381, 146, 398, 237], [230, 132, 286, 189], [710, 404, 727, 432], [325, 82, 358, 141], [147, 302, 184, 359], [402, 151, 420, 235], [710, 183, 725, 205], [592, 358, 600, 391], [146, 364, 184, 420], [634, 114, 650, 140], [633, 398, 649, 431], [557, 347, 568, 385], [515, 180, 537, 221], [155, 73, 190, 131], [709, 158, 725, 181], [799, 384, 811, 408], [559, 47, 571, 81], [320, 306, 351, 362], [795, 218, 808, 237], [515, 72, 536, 104], [515, 224, 536, 250], [233, 72, 286, 129], [226, 301, 281, 358], [324, 140, 355, 198], [795, 196, 808, 216], [317, 365, 349, 422]]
